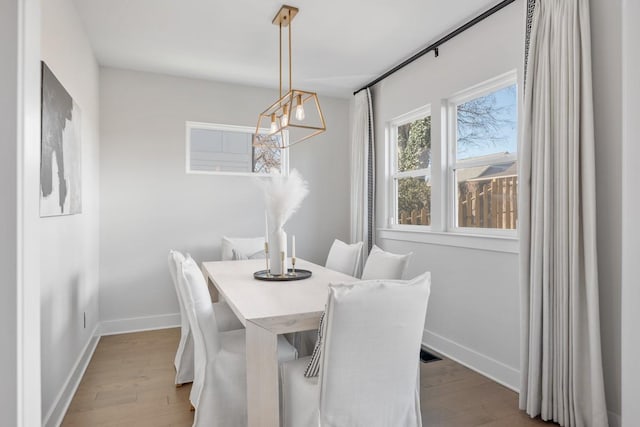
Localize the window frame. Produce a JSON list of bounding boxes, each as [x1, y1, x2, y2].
[[387, 104, 433, 232], [445, 70, 518, 237], [185, 121, 289, 177]]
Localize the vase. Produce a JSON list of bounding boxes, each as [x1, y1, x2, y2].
[[269, 228, 288, 276]]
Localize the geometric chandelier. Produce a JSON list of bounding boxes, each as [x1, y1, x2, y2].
[[254, 5, 326, 149]]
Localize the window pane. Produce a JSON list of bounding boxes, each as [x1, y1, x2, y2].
[[188, 125, 284, 174], [456, 163, 517, 229], [189, 128, 252, 173], [253, 133, 283, 173], [396, 176, 431, 226], [397, 116, 431, 172], [456, 84, 517, 160]]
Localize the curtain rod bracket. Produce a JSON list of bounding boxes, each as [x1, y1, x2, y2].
[[434, 47, 439, 57]]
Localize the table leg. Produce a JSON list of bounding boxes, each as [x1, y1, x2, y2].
[[246, 321, 280, 427], [203, 273, 219, 303]]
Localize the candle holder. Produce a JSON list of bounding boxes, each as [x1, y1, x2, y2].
[[280, 251, 285, 278], [291, 256, 296, 276], [264, 242, 270, 277]]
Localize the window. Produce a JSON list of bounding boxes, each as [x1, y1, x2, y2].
[[186, 122, 288, 175], [385, 71, 518, 242], [389, 106, 432, 228], [448, 72, 518, 232]]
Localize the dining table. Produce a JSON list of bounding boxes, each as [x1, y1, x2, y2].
[[201, 258, 358, 427]]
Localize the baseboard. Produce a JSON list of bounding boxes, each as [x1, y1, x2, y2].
[[43, 324, 100, 427], [422, 328, 520, 392], [608, 410, 621, 427], [98, 312, 181, 336]]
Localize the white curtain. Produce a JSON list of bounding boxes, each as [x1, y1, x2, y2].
[[350, 88, 375, 275], [519, 0, 608, 426]]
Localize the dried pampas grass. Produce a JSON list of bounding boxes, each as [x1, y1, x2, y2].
[[258, 169, 309, 230]]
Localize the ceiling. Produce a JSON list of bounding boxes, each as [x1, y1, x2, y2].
[[73, 0, 500, 98]]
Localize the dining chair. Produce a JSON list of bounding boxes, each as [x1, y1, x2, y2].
[[168, 250, 243, 387], [361, 245, 412, 280], [280, 273, 431, 427], [218, 236, 266, 306], [325, 239, 363, 277], [295, 239, 364, 356], [177, 254, 298, 425], [221, 236, 265, 261]]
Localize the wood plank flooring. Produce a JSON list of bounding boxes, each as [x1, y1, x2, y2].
[[62, 328, 554, 427]]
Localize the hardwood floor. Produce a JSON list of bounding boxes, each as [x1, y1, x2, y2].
[[62, 329, 193, 427], [62, 328, 554, 427], [420, 359, 551, 427]]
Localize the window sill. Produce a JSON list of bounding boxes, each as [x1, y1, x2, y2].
[[377, 228, 519, 254]]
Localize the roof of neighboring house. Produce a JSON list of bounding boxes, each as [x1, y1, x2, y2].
[[457, 152, 517, 182]]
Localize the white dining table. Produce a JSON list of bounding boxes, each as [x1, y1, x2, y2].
[[201, 258, 357, 427]]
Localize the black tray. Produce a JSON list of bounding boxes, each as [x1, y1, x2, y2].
[[254, 269, 312, 281]]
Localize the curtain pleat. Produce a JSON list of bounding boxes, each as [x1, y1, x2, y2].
[[350, 89, 375, 275], [519, 0, 608, 426], [366, 92, 375, 254]]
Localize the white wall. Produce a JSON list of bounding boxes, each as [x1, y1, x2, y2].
[[621, 0, 640, 425], [591, 0, 623, 423], [371, 1, 524, 389], [98, 68, 350, 328], [40, 0, 101, 423], [1, 0, 42, 425], [0, 2, 21, 425]]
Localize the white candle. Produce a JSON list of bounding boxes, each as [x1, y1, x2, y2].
[[292, 235, 296, 258], [264, 212, 269, 244]]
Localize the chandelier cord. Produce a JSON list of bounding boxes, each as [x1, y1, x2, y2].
[[288, 10, 292, 93], [279, 22, 282, 100]]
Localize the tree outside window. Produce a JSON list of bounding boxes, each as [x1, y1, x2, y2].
[[396, 117, 432, 226]]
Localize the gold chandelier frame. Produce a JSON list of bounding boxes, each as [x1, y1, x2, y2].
[[254, 5, 326, 149]]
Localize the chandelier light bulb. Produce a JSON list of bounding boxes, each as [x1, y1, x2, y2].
[[281, 105, 290, 126], [270, 113, 278, 133], [295, 95, 305, 120]]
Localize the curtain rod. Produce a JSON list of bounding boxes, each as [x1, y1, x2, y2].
[[353, 0, 517, 96]]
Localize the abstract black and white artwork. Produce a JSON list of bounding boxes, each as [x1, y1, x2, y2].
[[40, 62, 82, 216]]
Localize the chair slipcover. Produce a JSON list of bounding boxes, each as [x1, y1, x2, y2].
[[296, 239, 364, 357], [177, 255, 298, 426], [168, 250, 243, 386], [325, 239, 363, 277], [361, 245, 412, 280], [281, 273, 431, 427], [219, 237, 265, 305], [221, 236, 265, 261]]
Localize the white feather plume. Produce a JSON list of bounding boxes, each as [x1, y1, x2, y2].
[[258, 169, 309, 230]]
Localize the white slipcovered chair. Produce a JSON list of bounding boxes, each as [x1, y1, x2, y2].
[[221, 236, 265, 261], [361, 245, 412, 280], [218, 237, 265, 306], [168, 250, 243, 386], [280, 273, 431, 427], [297, 239, 364, 356], [325, 239, 363, 277], [177, 254, 298, 425]]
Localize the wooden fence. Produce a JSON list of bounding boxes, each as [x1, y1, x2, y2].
[[399, 205, 431, 226], [458, 176, 517, 229], [398, 176, 517, 229]]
